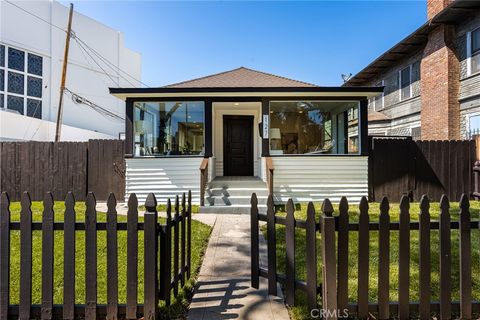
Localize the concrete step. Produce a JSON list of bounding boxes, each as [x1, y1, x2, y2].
[[206, 187, 269, 197], [198, 204, 267, 214], [205, 195, 268, 206]]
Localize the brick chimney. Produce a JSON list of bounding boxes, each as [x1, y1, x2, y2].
[[420, 1, 460, 140], [427, 0, 454, 19]]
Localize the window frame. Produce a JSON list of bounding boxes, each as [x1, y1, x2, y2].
[[467, 26, 480, 76], [0, 43, 43, 119], [132, 100, 206, 158], [399, 65, 412, 101], [268, 100, 361, 156]]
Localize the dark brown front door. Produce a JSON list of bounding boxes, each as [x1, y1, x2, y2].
[[223, 115, 254, 176]]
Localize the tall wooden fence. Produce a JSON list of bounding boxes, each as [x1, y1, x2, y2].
[[251, 193, 479, 319], [0, 190, 192, 320], [368, 137, 476, 202], [0, 140, 125, 201]]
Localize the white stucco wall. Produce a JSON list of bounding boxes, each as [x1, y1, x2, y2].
[[0, 0, 141, 140]]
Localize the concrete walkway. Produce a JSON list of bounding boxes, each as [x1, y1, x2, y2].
[[187, 214, 290, 320]]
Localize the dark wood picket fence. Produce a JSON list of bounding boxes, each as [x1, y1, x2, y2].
[[251, 193, 480, 319], [0, 140, 125, 202], [0, 190, 192, 320]]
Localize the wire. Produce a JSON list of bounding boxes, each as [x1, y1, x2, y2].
[[74, 38, 120, 86], [4, 1, 67, 33], [75, 37, 149, 88], [5, 0, 148, 88], [64, 87, 124, 121]]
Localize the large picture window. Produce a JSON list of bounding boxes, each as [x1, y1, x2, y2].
[[269, 101, 360, 155], [133, 101, 205, 156]]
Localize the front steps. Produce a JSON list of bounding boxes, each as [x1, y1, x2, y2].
[[199, 176, 269, 214]]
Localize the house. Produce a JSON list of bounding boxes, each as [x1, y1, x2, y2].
[[345, 0, 480, 141], [110, 67, 382, 210], [0, 0, 141, 141]]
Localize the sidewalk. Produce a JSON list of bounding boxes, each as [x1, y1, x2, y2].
[[187, 214, 290, 320]]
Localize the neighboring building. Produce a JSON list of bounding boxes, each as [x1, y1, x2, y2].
[[110, 67, 382, 209], [345, 0, 480, 141], [0, 0, 141, 141]]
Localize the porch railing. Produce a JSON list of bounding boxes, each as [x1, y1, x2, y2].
[[199, 158, 209, 206]]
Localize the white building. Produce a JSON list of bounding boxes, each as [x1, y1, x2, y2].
[[0, 0, 142, 141]]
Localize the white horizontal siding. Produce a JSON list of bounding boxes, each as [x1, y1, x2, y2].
[[125, 158, 202, 204], [272, 156, 368, 204], [460, 73, 480, 101]]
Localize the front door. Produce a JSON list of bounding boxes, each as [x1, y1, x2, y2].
[[223, 115, 254, 176]]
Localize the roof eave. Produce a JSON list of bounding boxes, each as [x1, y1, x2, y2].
[[109, 86, 384, 101]]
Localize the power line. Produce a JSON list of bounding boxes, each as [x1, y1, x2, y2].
[[64, 88, 124, 121], [74, 37, 121, 86], [4, 0, 66, 33], [75, 37, 149, 88], [5, 0, 148, 88]]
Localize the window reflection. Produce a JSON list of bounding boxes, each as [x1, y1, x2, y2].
[[269, 101, 360, 155], [133, 101, 204, 156]]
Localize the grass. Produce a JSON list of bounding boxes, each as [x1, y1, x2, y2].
[[7, 201, 212, 319], [263, 201, 480, 320]]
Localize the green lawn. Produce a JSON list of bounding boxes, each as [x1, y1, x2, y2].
[[7, 201, 211, 319], [264, 201, 480, 320]]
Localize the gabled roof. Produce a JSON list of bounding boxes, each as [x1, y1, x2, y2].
[[164, 67, 319, 88], [345, 0, 480, 87], [368, 110, 391, 122]]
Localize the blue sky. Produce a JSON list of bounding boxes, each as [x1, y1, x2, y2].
[[67, 1, 427, 87]]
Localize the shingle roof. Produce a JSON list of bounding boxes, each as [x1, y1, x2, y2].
[[368, 110, 391, 122], [164, 67, 319, 88]]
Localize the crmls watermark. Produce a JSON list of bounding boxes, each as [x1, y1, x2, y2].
[[310, 308, 349, 319]]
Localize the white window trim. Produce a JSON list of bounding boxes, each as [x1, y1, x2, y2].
[[467, 26, 480, 77], [467, 111, 480, 133], [467, 30, 472, 76], [373, 80, 385, 111], [399, 65, 413, 101]]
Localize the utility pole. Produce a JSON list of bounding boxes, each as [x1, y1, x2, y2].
[[55, 3, 74, 142]]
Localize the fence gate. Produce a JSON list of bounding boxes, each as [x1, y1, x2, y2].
[[87, 139, 125, 200], [368, 137, 476, 202]]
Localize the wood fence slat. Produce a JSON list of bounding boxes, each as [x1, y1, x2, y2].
[[440, 195, 452, 319], [378, 197, 390, 320], [285, 199, 295, 306], [306, 202, 318, 310], [164, 200, 172, 306], [180, 193, 186, 287], [357, 196, 369, 319], [0, 192, 10, 319], [160, 199, 172, 302], [266, 195, 277, 295], [459, 194, 472, 319], [398, 195, 410, 320], [321, 199, 337, 320], [19, 192, 32, 320], [419, 195, 431, 320], [126, 194, 138, 320], [106, 193, 118, 320], [143, 193, 158, 320], [250, 193, 259, 289], [41, 192, 54, 320], [63, 192, 76, 320], [187, 190, 192, 279], [173, 195, 180, 297], [85, 193, 97, 320], [337, 197, 348, 312]]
